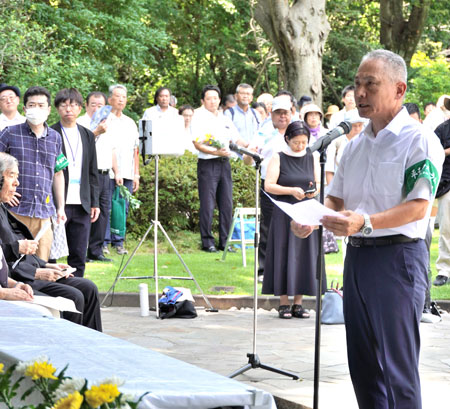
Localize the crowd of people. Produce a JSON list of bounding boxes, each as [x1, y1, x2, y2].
[[0, 47, 449, 409]]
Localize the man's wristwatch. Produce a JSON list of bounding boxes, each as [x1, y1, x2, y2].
[[361, 214, 373, 236]]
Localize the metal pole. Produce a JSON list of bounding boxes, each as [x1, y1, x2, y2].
[[313, 149, 327, 409], [154, 154, 160, 318]]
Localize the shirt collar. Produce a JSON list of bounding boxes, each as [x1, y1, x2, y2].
[[25, 121, 48, 138], [363, 107, 408, 139]]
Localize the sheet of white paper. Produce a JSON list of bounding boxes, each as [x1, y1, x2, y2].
[[56, 267, 77, 281], [267, 195, 343, 225], [30, 295, 81, 314], [34, 220, 52, 241]]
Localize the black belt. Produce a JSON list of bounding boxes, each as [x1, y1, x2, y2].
[[348, 234, 419, 248], [199, 157, 229, 162], [98, 169, 110, 175]]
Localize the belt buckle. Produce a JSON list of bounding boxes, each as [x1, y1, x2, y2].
[[350, 237, 362, 247]]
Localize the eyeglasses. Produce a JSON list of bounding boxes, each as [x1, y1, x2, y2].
[[59, 103, 80, 110], [0, 96, 17, 102]]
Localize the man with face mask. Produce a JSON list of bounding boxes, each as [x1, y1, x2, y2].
[[0, 86, 67, 261]]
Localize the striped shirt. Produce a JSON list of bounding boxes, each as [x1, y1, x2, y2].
[[0, 122, 62, 218]]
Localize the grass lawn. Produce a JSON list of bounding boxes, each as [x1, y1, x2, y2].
[[83, 229, 450, 300]]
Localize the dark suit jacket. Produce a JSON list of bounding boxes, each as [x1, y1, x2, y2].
[[51, 122, 100, 214], [0, 204, 47, 285]]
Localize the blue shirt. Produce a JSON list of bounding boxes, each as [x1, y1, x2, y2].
[[0, 122, 62, 219], [224, 105, 260, 143]]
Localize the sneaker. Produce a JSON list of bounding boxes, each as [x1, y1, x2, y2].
[[102, 245, 110, 255], [115, 245, 128, 255]]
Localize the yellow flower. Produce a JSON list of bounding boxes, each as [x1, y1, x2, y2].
[[24, 361, 58, 380], [0, 363, 4, 373], [52, 391, 83, 409], [85, 383, 120, 408]]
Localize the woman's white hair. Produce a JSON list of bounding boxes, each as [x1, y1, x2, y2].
[[361, 49, 407, 83], [0, 152, 18, 176]]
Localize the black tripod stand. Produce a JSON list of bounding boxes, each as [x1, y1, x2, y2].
[[229, 156, 298, 380]]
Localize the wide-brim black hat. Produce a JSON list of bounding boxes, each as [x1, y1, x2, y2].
[[0, 83, 20, 97]]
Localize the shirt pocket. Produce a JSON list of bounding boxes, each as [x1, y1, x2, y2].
[[373, 162, 403, 196]]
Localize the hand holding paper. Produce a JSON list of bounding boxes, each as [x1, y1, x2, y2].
[[266, 193, 343, 226]]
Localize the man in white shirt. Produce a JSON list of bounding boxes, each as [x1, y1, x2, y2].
[[325, 108, 365, 185], [0, 84, 25, 131], [77, 91, 108, 137], [103, 84, 140, 255], [51, 88, 100, 277], [328, 85, 356, 130], [191, 85, 240, 252], [292, 50, 444, 409], [142, 87, 179, 121], [86, 87, 122, 262]]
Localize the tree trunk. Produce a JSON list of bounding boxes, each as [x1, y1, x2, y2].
[[380, 0, 431, 66], [254, 0, 330, 106]]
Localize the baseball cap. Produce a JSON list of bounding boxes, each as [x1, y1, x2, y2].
[[271, 96, 291, 112], [0, 83, 21, 98]]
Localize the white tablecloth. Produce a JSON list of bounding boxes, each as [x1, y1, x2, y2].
[[0, 301, 276, 409]]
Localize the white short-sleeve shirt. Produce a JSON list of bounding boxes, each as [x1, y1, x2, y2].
[[191, 106, 240, 160], [328, 107, 445, 239], [108, 113, 139, 180]]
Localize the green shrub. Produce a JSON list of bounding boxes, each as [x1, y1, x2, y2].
[[128, 152, 256, 238]]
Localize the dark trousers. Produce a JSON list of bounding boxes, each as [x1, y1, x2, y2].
[[424, 224, 432, 309], [258, 179, 274, 275], [104, 178, 133, 247], [344, 240, 427, 409], [65, 204, 91, 278], [88, 173, 111, 257], [197, 158, 233, 249], [31, 277, 102, 332]]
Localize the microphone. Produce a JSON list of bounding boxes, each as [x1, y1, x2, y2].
[[229, 142, 263, 163], [309, 121, 352, 153]]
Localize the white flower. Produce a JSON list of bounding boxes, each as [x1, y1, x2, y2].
[[15, 356, 49, 374], [96, 375, 125, 387], [120, 403, 132, 409], [54, 377, 85, 400]]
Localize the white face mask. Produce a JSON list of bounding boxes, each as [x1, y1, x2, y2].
[[25, 107, 49, 125]]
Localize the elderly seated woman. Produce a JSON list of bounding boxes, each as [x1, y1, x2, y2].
[[0, 152, 102, 331]]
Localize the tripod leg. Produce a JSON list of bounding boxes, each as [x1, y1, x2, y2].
[[101, 223, 154, 306], [258, 362, 299, 380], [156, 222, 217, 312], [228, 363, 252, 378]]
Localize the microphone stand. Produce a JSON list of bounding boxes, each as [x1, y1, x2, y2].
[[229, 156, 298, 380], [312, 147, 326, 409], [311, 121, 351, 409]]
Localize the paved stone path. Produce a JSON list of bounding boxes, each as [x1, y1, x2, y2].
[[102, 306, 450, 409]]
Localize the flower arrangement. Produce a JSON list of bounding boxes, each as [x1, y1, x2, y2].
[[118, 185, 142, 210], [0, 358, 147, 409], [195, 134, 224, 149]]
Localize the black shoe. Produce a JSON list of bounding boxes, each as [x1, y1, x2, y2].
[[88, 254, 112, 262], [202, 246, 218, 253], [433, 275, 448, 286], [218, 245, 236, 253]]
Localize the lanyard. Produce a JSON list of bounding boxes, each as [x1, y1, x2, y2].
[[61, 126, 81, 165]]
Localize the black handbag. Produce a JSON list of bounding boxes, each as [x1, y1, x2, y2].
[[159, 300, 198, 320]]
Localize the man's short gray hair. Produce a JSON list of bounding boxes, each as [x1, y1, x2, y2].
[[361, 49, 407, 83], [108, 84, 127, 97], [0, 152, 19, 176], [236, 83, 253, 93]]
